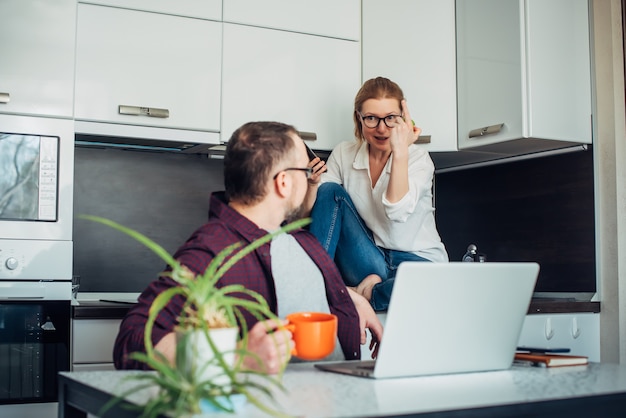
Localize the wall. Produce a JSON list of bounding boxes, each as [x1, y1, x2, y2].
[[73, 146, 224, 292], [592, 0, 626, 364], [435, 148, 596, 296]]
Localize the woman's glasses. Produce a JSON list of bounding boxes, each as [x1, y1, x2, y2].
[[358, 112, 403, 129]]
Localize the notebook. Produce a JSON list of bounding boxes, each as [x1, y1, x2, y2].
[[315, 262, 540, 379]]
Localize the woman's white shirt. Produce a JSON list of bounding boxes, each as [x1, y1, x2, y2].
[[321, 140, 448, 262]]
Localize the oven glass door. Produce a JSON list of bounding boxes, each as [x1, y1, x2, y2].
[[0, 300, 70, 404]]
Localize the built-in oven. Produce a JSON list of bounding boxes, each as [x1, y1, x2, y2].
[[0, 114, 74, 417], [0, 284, 70, 402]]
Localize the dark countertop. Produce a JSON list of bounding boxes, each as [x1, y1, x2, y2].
[[72, 292, 139, 319], [528, 299, 600, 314], [72, 297, 601, 320], [72, 300, 136, 319]]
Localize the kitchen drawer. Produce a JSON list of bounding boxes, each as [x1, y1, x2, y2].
[[517, 313, 600, 361], [72, 318, 121, 364], [78, 0, 221, 20], [72, 363, 116, 372]]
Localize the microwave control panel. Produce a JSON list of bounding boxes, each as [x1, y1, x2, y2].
[[0, 239, 71, 280]]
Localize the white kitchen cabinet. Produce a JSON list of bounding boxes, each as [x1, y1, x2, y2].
[[456, 0, 592, 151], [221, 24, 360, 151], [72, 318, 122, 370], [77, 0, 221, 20], [362, 0, 457, 152], [74, 4, 222, 145], [0, 0, 75, 118], [517, 313, 600, 362], [223, 0, 360, 41]]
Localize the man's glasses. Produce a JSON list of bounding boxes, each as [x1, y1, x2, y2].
[[358, 112, 403, 129], [272, 167, 314, 180]]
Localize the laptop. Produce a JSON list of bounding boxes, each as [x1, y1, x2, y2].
[[315, 262, 539, 379]]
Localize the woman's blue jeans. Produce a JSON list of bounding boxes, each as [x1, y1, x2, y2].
[[309, 182, 429, 311]]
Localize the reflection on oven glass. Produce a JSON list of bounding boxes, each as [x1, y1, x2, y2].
[[0, 134, 41, 220]]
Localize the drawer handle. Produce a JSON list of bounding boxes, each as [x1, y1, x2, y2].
[[544, 317, 554, 340], [572, 317, 581, 339], [468, 123, 504, 138], [118, 105, 169, 118], [0, 92, 10, 104], [414, 135, 431, 144]]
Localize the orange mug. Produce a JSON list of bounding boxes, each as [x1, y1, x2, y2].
[[285, 312, 338, 360]]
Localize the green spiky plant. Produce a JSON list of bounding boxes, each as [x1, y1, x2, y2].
[[82, 214, 311, 418]]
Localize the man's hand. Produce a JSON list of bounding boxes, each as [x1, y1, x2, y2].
[[347, 287, 384, 359], [240, 319, 294, 374]]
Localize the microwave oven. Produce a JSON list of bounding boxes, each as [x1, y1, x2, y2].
[[0, 114, 74, 242]]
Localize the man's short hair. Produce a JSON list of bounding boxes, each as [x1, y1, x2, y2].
[[224, 121, 299, 204]]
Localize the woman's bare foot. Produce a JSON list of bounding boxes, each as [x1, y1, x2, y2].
[[355, 274, 382, 301]]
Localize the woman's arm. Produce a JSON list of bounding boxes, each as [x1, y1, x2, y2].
[[386, 99, 421, 203]]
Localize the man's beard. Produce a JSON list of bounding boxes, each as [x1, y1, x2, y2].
[[284, 202, 307, 224]]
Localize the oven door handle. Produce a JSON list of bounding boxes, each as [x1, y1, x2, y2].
[[0, 282, 46, 299]]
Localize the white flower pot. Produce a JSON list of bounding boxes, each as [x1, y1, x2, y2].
[[176, 327, 238, 389]]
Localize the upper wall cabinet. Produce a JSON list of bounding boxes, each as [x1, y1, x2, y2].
[[0, 0, 75, 118], [362, 0, 457, 153], [221, 24, 360, 150], [223, 0, 360, 41], [74, 4, 222, 145], [78, 0, 221, 20], [456, 0, 592, 151]]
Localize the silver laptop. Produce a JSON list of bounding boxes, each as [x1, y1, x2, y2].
[[315, 262, 539, 379]]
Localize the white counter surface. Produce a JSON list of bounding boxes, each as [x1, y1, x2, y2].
[[59, 362, 626, 417]]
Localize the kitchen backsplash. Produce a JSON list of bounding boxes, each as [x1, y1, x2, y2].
[[434, 147, 596, 295], [73, 146, 225, 292], [74, 144, 596, 296]]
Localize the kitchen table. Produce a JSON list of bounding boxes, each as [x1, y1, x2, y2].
[[58, 362, 626, 417]]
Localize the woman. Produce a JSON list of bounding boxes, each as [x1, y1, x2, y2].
[[304, 77, 448, 311]]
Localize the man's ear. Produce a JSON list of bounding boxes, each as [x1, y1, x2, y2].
[[273, 171, 292, 198]]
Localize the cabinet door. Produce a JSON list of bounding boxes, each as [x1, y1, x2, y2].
[[78, 0, 221, 20], [75, 4, 222, 143], [0, 0, 75, 118], [223, 0, 360, 41], [221, 24, 360, 151], [72, 319, 122, 364], [456, 0, 524, 148], [517, 313, 600, 361], [456, 0, 592, 149], [362, 0, 457, 152]]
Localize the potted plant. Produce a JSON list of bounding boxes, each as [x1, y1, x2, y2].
[[82, 214, 310, 418]]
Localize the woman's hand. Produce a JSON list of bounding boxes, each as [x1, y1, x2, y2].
[[389, 99, 422, 155], [239, 319, 293, 374]]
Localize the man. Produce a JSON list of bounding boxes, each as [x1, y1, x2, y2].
[[114, 121, 383, 373]]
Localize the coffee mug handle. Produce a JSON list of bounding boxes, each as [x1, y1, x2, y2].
[[284, 323, 298, 356]]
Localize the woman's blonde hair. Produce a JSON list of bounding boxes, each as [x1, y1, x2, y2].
[[353, 77, 405, 142]]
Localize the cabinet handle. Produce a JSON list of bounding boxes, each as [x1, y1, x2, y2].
[[298, 131, 317, 142], [118, 105, 169, 119], [468, 123, 504, 138], [0, 92, 10, 104], [414, 135, 431, 144]]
